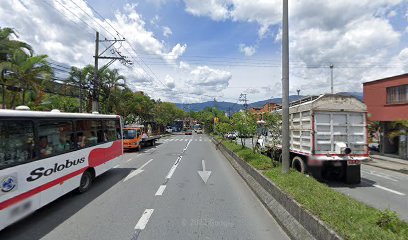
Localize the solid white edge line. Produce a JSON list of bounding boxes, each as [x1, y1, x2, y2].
[[113, 164, 120, 168], [135, 209, 154, 230], [155, 185, 167, 196], [373, 184, 406, 196]]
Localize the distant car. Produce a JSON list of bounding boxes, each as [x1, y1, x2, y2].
[[226, 132, 237, 140], [185, 130, 193, 135], [196, 129, 203, 134], [165, 127, 173, 133]]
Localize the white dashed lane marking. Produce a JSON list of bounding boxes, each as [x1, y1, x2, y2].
[[155, 185, 166, 196]]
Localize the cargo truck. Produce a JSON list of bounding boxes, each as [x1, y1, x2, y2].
[[123, 125, 160, 151], [257, 94, 369, 184]]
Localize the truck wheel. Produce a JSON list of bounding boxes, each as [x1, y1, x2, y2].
[[291, 156, 306, 173], [78, 170, 93, 193], [345, 165, 361, 184]]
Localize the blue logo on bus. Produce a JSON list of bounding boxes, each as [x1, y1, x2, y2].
[[1, 176, 17, 193]]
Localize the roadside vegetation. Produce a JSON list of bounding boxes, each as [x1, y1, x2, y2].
[[214, 135, 408, 240], [0, 26, 186, 130]]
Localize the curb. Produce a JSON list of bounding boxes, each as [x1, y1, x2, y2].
[[362, 161, 408, 175], [212, 138, 342, 240]]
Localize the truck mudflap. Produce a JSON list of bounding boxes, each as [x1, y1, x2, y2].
[[345, 165, 361, 184]]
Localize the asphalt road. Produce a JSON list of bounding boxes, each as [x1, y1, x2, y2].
[[0, 134, 289, 240], [238, 137, 408, 221], [328, 164, 408, 221]]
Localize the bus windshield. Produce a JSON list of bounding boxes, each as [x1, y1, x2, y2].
[[123, 129, 137, 139]]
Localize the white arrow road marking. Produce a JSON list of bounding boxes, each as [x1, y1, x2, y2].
[[135, 209, 154, 230], [123, 159, 153, 182], [198, 160, 212, 184]]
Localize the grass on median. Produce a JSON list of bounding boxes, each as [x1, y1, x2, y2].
[[215, 136, 408, 240]]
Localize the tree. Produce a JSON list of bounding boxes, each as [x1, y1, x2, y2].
[[215, 122, 233, 139], [4, 52, 52, 108], [388, 120, 408, 140], [68, 65, 94, 112], [30, 94, 79, 112], [99, 68, 126, 114], [231, 111, 257, 148], [0, 27, 33, 108], [153, 101, 185, 128], [254, 112, 282, 156]]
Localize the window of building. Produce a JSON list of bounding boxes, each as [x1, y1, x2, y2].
[[0, 120, 35, 169], [386, 85, 408, 104], [38, 120, 75, 158]]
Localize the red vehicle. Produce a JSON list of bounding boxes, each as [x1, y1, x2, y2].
[[185, 130, 193, 135]]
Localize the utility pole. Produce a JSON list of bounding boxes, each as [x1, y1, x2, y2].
[[92, 32, 99, 113], [92, 31, 131, 113], [282, 0, 290, 174], [330, 64, 334, 94], [239, 93, 248, 110]]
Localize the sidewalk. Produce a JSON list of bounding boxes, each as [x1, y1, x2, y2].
[[364, 154, 408, 174]]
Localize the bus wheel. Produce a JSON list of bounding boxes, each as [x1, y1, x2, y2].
[[78, 170, 93, 193], [291, 156, 306, 173]]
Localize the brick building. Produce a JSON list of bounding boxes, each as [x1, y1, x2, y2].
[[249, 102, 279, 120], [363, 73, 408, 159]]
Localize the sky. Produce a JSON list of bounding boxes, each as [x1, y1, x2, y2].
[[1, 0, 408, 104]]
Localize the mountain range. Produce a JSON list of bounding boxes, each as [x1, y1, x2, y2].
[[175, 92, 363, 112]]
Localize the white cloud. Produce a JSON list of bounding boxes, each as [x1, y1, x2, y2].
[[179, 61, 191, 70], [245, 88, 260, 94], [0, 0, 188, 100], [184, 0, 230, 21], [183, 0, 281, 38], [387, 10, 397, 18], [164, 74, 176, 89], [239, 44, 256, 56], [189, 66, 232, 92], [164, 43, 187, 63], [162, 26, 172, 37]]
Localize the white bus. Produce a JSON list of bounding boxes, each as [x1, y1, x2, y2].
[[0, 109, 123, 231]]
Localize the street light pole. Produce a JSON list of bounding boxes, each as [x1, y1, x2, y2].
[[282, 0, 290, 173], [330, 64, 334, 94]]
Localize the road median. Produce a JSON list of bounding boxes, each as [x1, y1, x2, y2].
[[212, 137, 408, 240]]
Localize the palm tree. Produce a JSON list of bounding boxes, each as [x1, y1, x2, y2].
[[0, 27, 33, 108], [99, 68, 126, 113], [4, 51, 52, 108], [68, 65, 94, 112]]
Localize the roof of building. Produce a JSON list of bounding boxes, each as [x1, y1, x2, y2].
[[363, 73, 408, 86]]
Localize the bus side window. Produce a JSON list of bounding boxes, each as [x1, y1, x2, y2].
[[116, 119, 122, 139], [104, 120, 118, 141], [0, 120, 35, 169], [76, 120, 93, 148], [38, 120, 74, 157]]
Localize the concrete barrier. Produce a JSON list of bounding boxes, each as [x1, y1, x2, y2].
[[212, 138, 342, 240]]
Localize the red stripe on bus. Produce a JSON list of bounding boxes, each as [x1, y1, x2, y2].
[[0, 167, 86, 211]]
